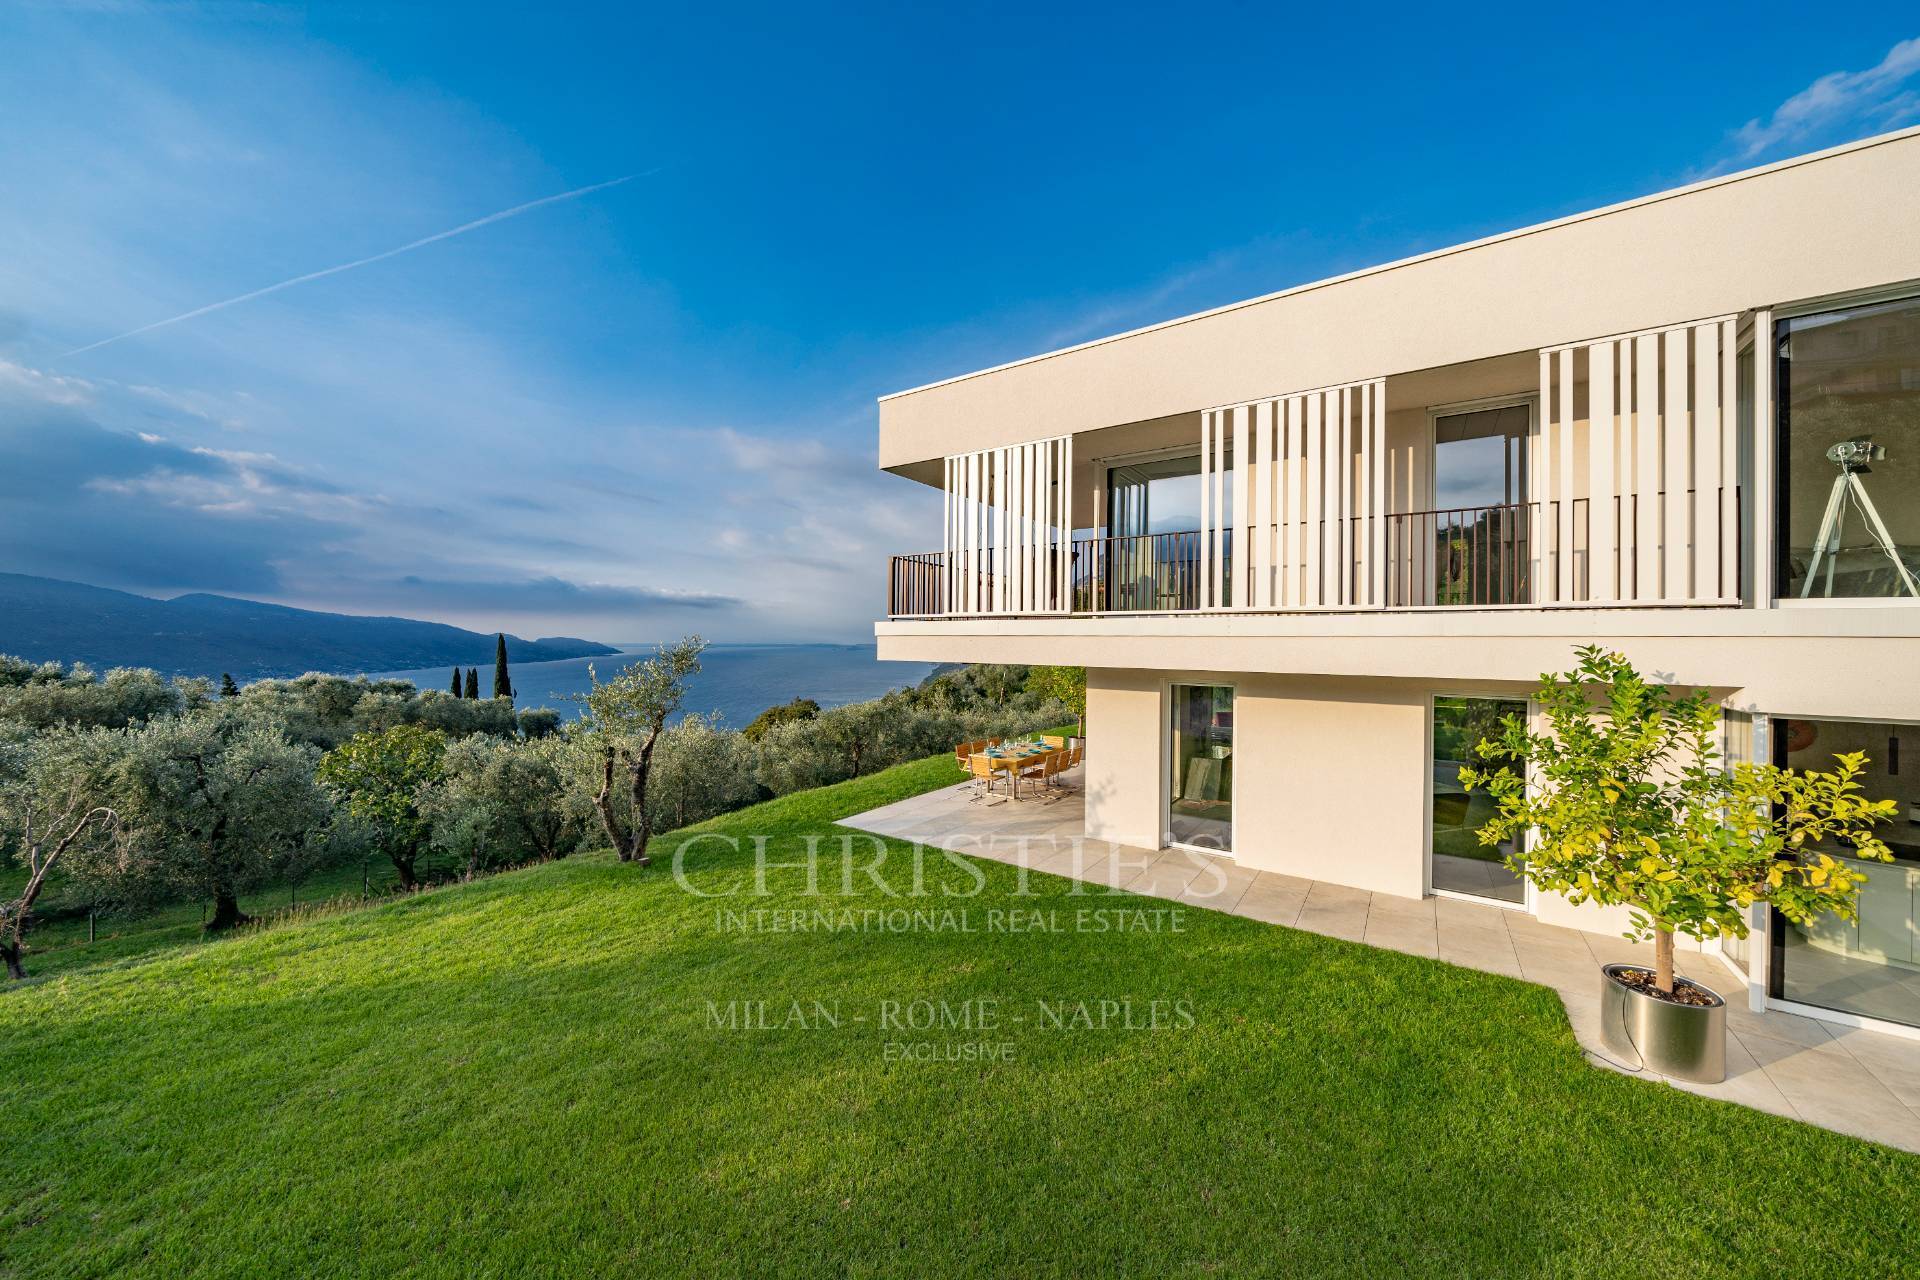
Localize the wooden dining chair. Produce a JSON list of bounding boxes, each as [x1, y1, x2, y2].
[[1057, 744, 1084, 791], [966, 754, 1007, 805], [1018, 749, 1062, 802], [1041, 735, 1067, 749]]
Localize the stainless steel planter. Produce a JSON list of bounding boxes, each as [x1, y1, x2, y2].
[[1598, 962, 1727, 1084]]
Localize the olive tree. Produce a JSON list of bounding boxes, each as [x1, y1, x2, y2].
[[317, 723, 447, 889], [0, 728, 123, 979], [572, 637, 704, 864], [1464, 646, 1897, 994], [645, 713, 761, 833], [424, 735, 580, 878], [111, 712, 330, 931], [1025, 666, 1086, 738]]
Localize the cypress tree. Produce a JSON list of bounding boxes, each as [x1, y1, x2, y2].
[[450, 668, 463, 697], [465, 668, 479, 699], [219, 672, 240, 699], [493, 633, 513, 702]]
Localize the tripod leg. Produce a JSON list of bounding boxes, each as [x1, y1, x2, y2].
[[1847, 474, 1920, 599], [1800, 474, 1850, 598]]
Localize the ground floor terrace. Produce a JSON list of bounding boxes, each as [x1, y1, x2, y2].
[[845, 768, 1920, 1152]]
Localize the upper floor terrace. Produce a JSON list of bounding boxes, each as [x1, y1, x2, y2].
[[877, 129, 1920, 633]]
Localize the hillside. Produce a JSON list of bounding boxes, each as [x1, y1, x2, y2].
[[1, 752, 1913, 1278], [0, 574, 617, 679]]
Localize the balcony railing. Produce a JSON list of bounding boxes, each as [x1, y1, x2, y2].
[[886, 490, 1740, 618]]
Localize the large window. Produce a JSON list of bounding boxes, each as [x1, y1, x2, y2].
[[1777, 293, 1920, 599], [1425, 403, 1532, 605], [1430, 696, 1526, 903], [1771, 718, 1920, 1028], [1105, 454, 1222, 610], [1168, 684, 1233, 852]]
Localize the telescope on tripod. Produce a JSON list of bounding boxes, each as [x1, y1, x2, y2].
[[1800, 439, 1920, 598]]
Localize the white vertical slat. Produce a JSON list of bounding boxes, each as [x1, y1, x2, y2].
[[960, 452, 974, 613], [1354, 383, 1371, 606], [1369, 380, 1387, 608], [1028, 440, 1041, 611], [1719, 319, 1739, 601], [1014, 443, 1027, 613], [1556, 347, 1576, 603], [1062, 433, 1074, 610], [1693, 323, 1721, 603], [1280, 398, 1298, 607], [1635, 332, 1661, 602], [1335, 385, 1351, 605], [955, 452, 967, 614], [1232, 404, 1251, 610], [1750, 310, 1774, 608], [1036, 441, 1052, 610], [1045, 438, 1059, 611], [1588, 341, 1617, 603], [1199, 412, 1215, 608], [1534, 351, 1551, 600], [1253, 400, 1273, 609], [998, 446, 1012, 613], [982, 448, 995, 613], [1305, 393, 1323, 607], [940, 455, 953, 615], [987, 448, 1001, 613], [1009, 443, 1024, 612], [1212, 409, 1228, 609], [1663, 326, 1690, 600]]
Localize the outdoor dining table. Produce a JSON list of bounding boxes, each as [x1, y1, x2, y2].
[[981, 741, 1052, 799]]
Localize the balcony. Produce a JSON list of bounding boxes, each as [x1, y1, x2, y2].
[[888, 489, 1742, 619], [886, 312, 1758, 622]]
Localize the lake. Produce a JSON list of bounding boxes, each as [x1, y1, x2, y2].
[[366, 643, 938, 728]]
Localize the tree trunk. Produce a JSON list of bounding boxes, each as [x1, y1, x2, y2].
[[1653, 928, 1676, 995], [625, 730, 660, 867], [2, 940, 25, 981], [391, 851, 420, 890], [594, 745, 632, 861], [205, 889, 251, 933]]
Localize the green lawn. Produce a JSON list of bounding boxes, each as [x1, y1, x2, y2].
[[3, 752, 1916, 1278]]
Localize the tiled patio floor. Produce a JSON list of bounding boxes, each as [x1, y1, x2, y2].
[[845, 769, 1920, 1154]]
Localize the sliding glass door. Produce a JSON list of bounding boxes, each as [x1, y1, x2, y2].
[[1168, 684, 1233, 852], [1430, 695, 1526, 903], [1770, 717, 1920, 1028]]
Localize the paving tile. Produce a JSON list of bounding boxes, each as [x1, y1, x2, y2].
[[1364, 913, 1438, 959], [1726, 1003, 1841, 1052], [1824, 1026, 1920, 1111], [1436, 928, 1524, 979], [1294, 882, 1371, 943], [1231, 874, 1309, 927], [1125, 851, 1208, 900], [1177, 862, 1259, 914], [1432, 895, 1518, 933]]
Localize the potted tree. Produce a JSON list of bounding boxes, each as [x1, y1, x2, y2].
[[1462, 646, 1895, 1083]]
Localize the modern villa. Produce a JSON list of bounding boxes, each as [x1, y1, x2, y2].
[[873, 127, 1920, 1042]]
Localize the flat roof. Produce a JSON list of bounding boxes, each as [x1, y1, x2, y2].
[[878, 125, 1920, 404]]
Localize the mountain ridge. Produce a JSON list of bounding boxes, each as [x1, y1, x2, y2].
[[0, 573, 618, 679]]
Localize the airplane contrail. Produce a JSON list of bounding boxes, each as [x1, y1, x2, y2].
[[62, 174, 640, 358]]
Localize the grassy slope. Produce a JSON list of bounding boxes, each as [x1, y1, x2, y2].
[[1, 854, 426, 980], [2, 752, 1915, 1278]]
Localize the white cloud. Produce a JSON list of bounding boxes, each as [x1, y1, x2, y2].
[[1718, 37, 1920, 171], [0, 358, 95, 406]]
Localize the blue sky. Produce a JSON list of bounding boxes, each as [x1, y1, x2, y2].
[[2, 5, 1917, 643]]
